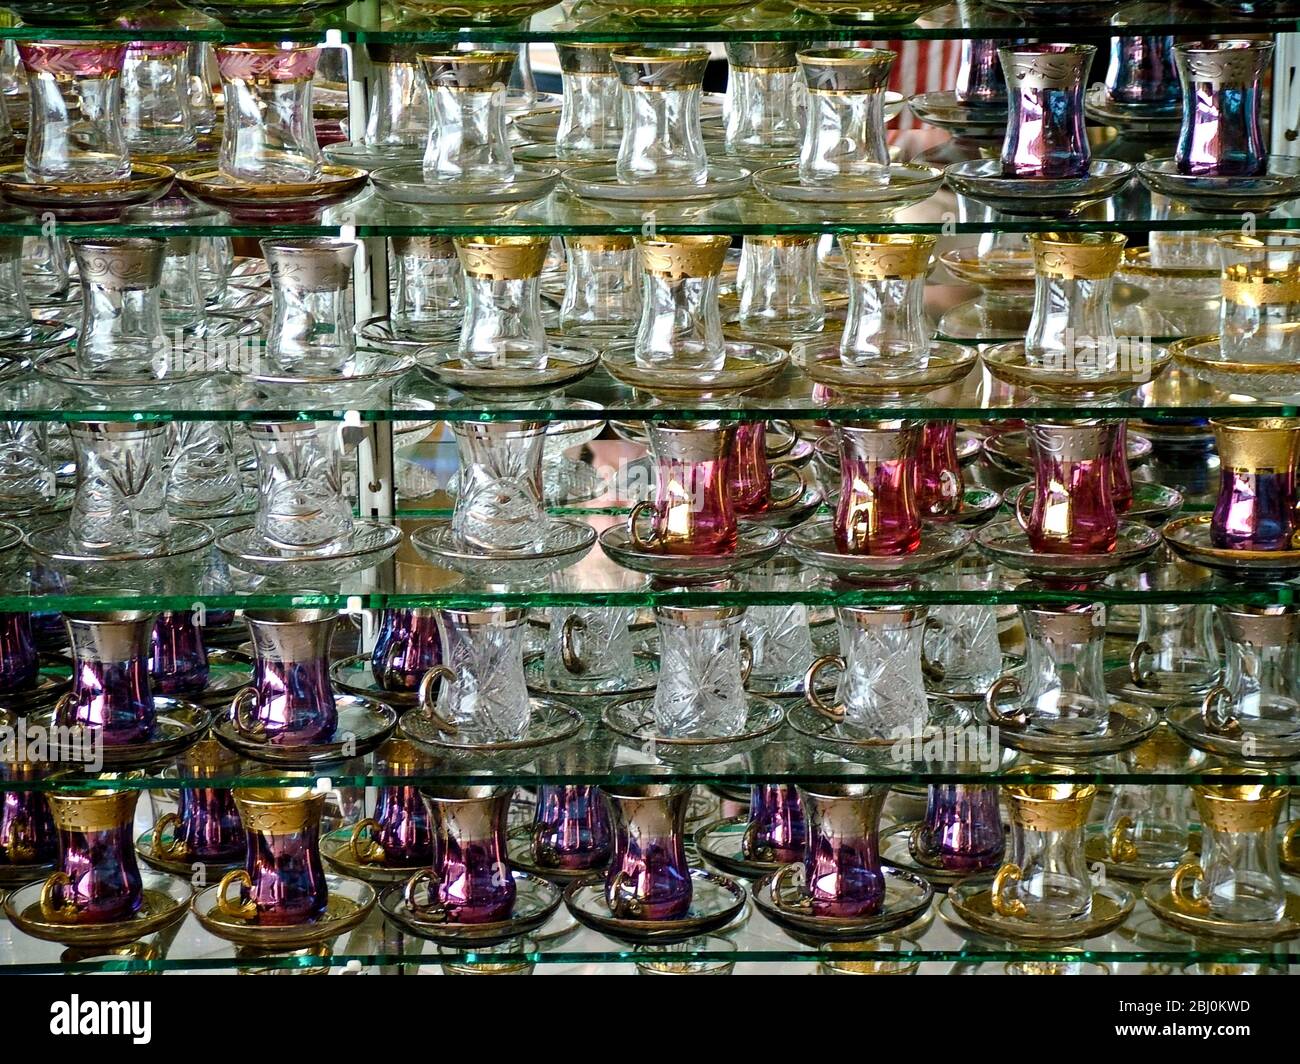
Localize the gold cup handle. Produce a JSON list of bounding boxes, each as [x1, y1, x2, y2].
[[908, 822, 940, 868], [920, 616, 946, 683], [1200, 684, 1243, 739], [51, 691, 75, 727], [1010, 483, 1034, 534], [215, 869, 258, 921], [803, 654, 845, 722], [606, 869, 646, 919], [1108, 815, 1139, 863], [1128, 641, 1155, 687], [765, 465, 807, 511], [771, 863, 811, 913], [380, 639, 411, 691], [765, 419, 797, 459], [402, 868, 448, 922], [531, 823, 559, 867], [152, 811, 189, 860], [229, 686, 265, 741], [740, 819, 770, 862], [627, 500, 662, 551], [349, 817, 386, 865], [38, 871, 79, 923], [1170, 860, 1210, 915], [1281, 821, 1300, 871], [991, 862, 1027, 918], [561, 614, 588, 676], [983, 674, 1027, 728], [416, 665, 460, 736]]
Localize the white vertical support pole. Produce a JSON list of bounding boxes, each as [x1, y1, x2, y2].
[[1272, 32, 1300, 156]]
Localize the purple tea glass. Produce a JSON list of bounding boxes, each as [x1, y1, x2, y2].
[[1210, 418, 1300, 552], [775, 781, 887, 918], [1105, 36, 1180, 110], [230, 609, 338, 746], [55, 610, 156, 746], [629, 422, 738, 556], [917, 420, 964, 519], [218, 787, 328, 926], [744, 783, 806, 864], [153, 738, 244, 866], [349, 739, 433, 869], [955, 38, 1008, 107], [404, 785, 516, 924], [40, 788, 142, 924], [1, 757, 56, 869], [532, 785, 612, 872], [998, 43, 1095, 178], [370, 608, 441, 693], [1014, 420, 1119, 555], [833, 420, 923, 556], [603, 781, 693, 921], [149, 610, 209, 697], [1174, 40, 1271, 177], [0, 612, 38, 694], [909, 783, 1005, 874]]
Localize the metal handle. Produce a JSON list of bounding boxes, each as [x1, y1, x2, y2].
[[1108, 815, 1139, 863], [739, 634, 753, 687], [1170, 860, 1210, 915], [983, 674, 1027, 728], [1200, 684, 1242, 739], [349, 817, 386, 865], [402, 868, 448, 922], [1128, 641, 1154, 688], [561, 615, 587, 676], [606, 869, 644, 919], [740, 819, 771, 863], [216, 869, 257, 921], [1281, 821, 1300, 871], [381, 639, 411, 692], [152, 811, 188, 860], [38, 871, 78, 922], [991, 863, 1026, 918], [907, 822, 940, 868], [771, 863, 810, 913], [766, 419, 797, 459], [627, 500, 661, 551], [229, 686, 264, 741], [417, 665, 459, 735], [1010, 483, 1034, 534], [921, 616, 947, 683], [764, 465, 807, 511], [803, 654, 844, 722]]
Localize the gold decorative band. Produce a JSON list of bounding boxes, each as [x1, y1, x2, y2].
[[567, 234, 635, 252], [233, 787, 326, 834], [636, 235, 731, 278], [746, 233, 817, 248], [455, 235, 550, 280], [844, 234, 936, 280], [1031, 232, 1127, 280], [1193, 781, 1287, 833], [1221, 274, 1300, 306], [47, 789, 140, 833], [1002, 779, 1096, 831], [1210, 417, 1300, 474]]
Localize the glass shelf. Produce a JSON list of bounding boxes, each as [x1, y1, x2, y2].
[[0, 0, 1295, 44]]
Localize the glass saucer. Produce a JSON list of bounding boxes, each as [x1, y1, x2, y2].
[[946, 879, 1135, 944], [1170, 333, 1300, 400], [410, 519, 596, 583], [784, 696, 972, 761], [524, 651, 658, 700], [921, 487, 1004, 528], [506, 826, 607, 884], [797, 339, 977, 396], [561, 161, 752, 204], [135, 825, 242, 879], [1165, 701, 1300, 764], [927, 654, 1023, 703], [244, 348, 414, 389], [739, 469, 824, 530], [981, 341, 1170, 398], [693, 815, 784, 880], [1162, 514, 1300, 581], [601, 693, 784, 766], [753, 866, 933, 944], [785, 520, 972, 582], [1005, 482, 1182, 528], [0, 163, 174, 221], [415, 343, 599, 400], [187, 0, 351, 26], [323, 141, 425, 171], [175, 165, 368, 221], [1138, 156, 1300, 212], [0, 319, 76, 356], [983, 429, 1151, 475], [330, 653, 420, 712], [398, 696, 583, 769], [216, 521, 402, 581], [976, 520, 1160, 579], [193, 649, 255, 709], [358, 314, 459, 351], [563, 868, 747, 945], [598, 523, 782, 583], [211, 694, 398, 767], [26, 698, 209, 768], [36, 351, 224, 402], [380, 872, 562, 948], [753, 162, 943, 209], [1105, 665, 1216, 712], [945, 159, 1134, 216], [601, 340, 788, 399], [591, 0, 753, 23], [369, 163, 561, 207], [0, 667, 70, 715], [974, 698, 1159, 761], [1083, 826, 1193, 883], [788, 0, 943, 22], [26, 519, 214, 566], [192, 875, 375, 950], [168, 491, 259, 522], [1142, 877, 1300, 943], [0, 860, 56, 889], [1084, 87, 1181, 135], [4, 873, 192, 949], [881, 823, 1001, 888], [908, 91, 1008, 137], [938, 245, 1035, 291], [321, 828, 427, 885]]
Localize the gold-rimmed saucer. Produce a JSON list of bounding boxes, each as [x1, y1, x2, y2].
[[693, 816, 786, 881], [601, 340, 788, 400], [191, 875, 375, 949], [380, 872, 562, 948], [505, 825, 608, 884], [321, 828, 428, 884], [796, 339, 978, 396], [1163, 514, 1300, 581], [5, 873, 192, 948], [1142, 876, 1300, 943], [176, 165, 367, 220], [752, 865, 934, 945], [981, 341, 1170, 398], [880, 823, 1003, 887], [946, 878, 1135, 943], [0, 163, 174, 220], [135, 825, 242, 879], [1169, 334, 1300, 400]]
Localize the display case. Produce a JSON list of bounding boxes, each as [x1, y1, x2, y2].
[[0, 0, 1297, 977]]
